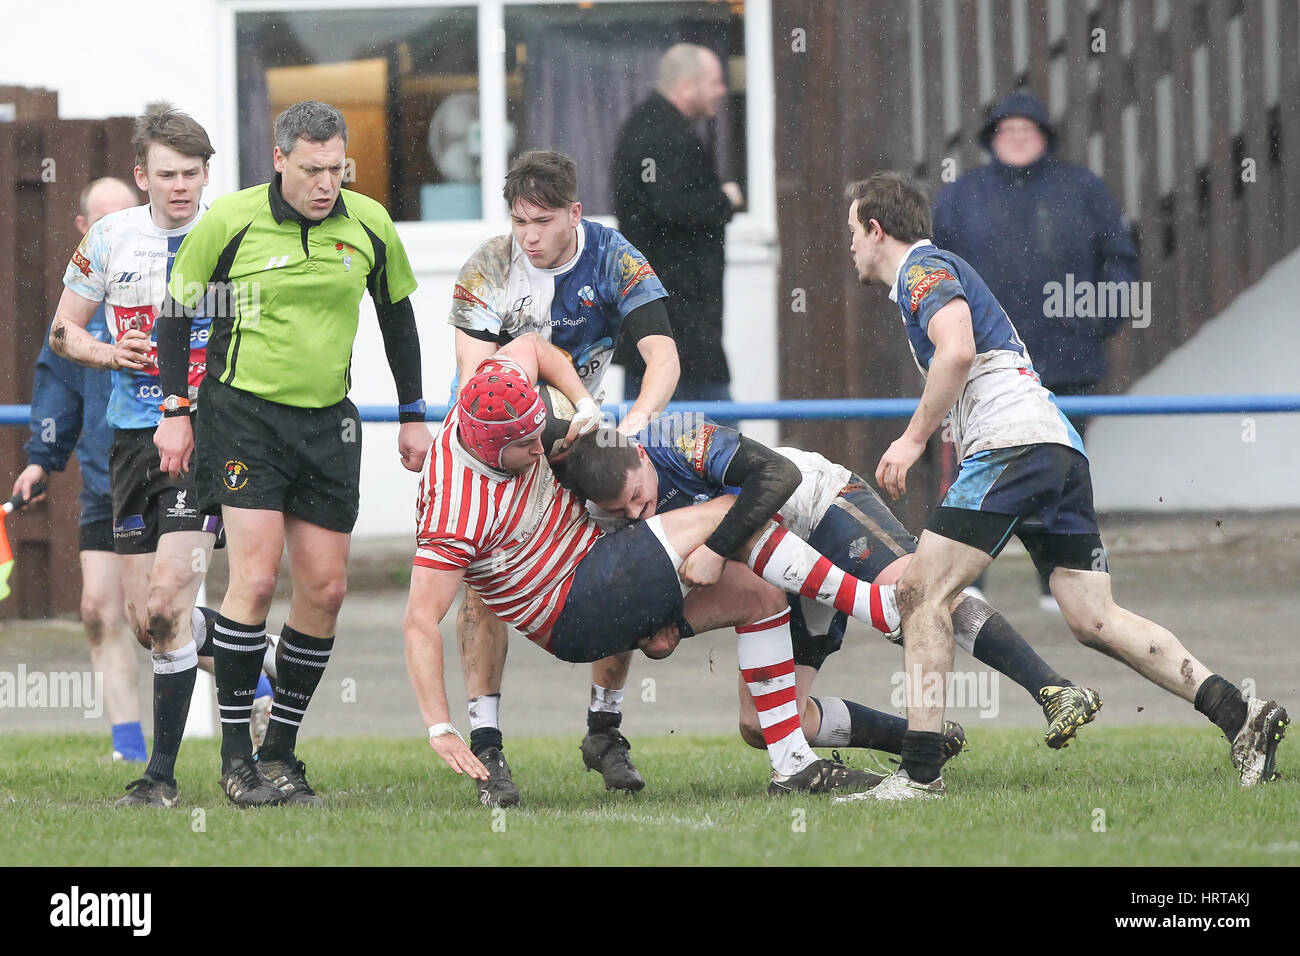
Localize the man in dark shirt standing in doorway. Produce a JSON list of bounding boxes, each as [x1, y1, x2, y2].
[[613, 43, 744, 415]]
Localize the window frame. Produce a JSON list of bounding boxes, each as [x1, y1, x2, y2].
[[217, 0, 775, 246]]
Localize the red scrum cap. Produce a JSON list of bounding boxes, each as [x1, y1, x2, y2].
[[457, 359, 547, 469]]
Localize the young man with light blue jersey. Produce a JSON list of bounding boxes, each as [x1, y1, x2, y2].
[[49, 106, 273, 807], [842, 171, 1287, 799]]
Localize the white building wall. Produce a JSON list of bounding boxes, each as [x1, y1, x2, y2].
[[1089, 245, 1300, 512]]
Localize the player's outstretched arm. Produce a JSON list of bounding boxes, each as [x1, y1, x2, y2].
[[404, 564, 488, 780], [876, 298, 975, 500]]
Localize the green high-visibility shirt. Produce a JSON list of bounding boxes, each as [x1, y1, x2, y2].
[[169, 177, 418, 408]]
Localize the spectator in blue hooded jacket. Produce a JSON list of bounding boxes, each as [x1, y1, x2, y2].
[[932, 91, 1138, 609], [933, 91, 1138, 409]]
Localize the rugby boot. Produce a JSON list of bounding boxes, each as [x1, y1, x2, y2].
[[940, 720, 967, 764], [474, 747, 521, 808], [220, 756, 289, 808], [1039, 685, 1103, 749], [257, 755, 324, 806], [114, 776, 179, 808], [769, 754, 885, 796], [1231, 697, 1288, 786], [834, 768, 946, 803], [580, 729, 646, 792]]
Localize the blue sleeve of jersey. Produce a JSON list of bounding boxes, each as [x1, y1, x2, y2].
[[641, 412, 740, 487], [597, 227, 669, 319], [902, 254, 967, 334], [24, 337, 85, 473]]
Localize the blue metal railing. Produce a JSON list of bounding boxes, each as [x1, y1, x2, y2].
[[3, 393, 1300, 427]]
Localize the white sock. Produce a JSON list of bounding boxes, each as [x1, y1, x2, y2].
[[747, 525, 897, 636], [589, 683, 624, 715], [737, 608, 815, 776], [153, 639, 198, 674], [262, 631, 279, 681], [809, 696, 853, 747], [468, 693, 500, 731], [190, 607, 206, 646]]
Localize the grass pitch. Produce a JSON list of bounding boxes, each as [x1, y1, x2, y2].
[[2, 727, 1295, 867]]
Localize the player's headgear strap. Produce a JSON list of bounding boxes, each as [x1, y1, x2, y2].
[[457, 359, 547, 469]]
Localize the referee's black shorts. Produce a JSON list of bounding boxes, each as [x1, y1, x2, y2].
[[195, 378, 363, 534]]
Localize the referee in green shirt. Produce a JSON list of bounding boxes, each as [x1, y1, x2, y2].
[[155, 101, 431, 806]]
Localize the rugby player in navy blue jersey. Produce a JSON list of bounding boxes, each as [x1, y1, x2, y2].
[[841, 171, 1286, 799]]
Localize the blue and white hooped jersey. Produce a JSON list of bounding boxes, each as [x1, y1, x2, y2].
[[63, 204, 210, 430], [890, 240, 1085, 460], [449, 219, 668, 394]]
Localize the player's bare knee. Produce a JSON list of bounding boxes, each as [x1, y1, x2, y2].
[[738, 719, 766, 750], [145, 600, 181, 650], [235, 566, 279, 609], [308, 574, 348, 619], [1065, 607, 1113, 649], [80, 598, 114, 646]]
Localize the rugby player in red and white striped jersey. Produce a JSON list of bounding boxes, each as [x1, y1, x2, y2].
[[404, 333, 902, 798]]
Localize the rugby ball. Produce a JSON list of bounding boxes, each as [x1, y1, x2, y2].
[[538, 384, 575, 457]]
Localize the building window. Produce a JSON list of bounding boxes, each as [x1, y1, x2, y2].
[[234, 1, 746, 222], [503, 1, 746, 216], [235, 7, 479, 222]]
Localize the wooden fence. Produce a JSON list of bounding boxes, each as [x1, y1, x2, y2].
[[771, 0, 1300, 529], [0, 105, 140, 620]]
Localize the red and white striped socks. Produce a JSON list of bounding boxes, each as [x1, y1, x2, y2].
[[747, 525, 900, 639], [737, 608, 816, 776]]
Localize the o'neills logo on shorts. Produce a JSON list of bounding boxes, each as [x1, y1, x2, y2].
[[224, 460, 249, 491]]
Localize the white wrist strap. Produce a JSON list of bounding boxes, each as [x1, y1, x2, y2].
[[428, 722, 464, 741]]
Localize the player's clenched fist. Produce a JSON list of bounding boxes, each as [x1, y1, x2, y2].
[[154, 416, 195, 477], [398, 421, 433, 472], [111, 328, 154, 372]]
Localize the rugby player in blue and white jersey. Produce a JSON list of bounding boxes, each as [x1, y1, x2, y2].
[[48, 105, 273, 807], [563, 413, 1104, 766], [842, 171, 1287, 799], [447, 150, 680, 805]]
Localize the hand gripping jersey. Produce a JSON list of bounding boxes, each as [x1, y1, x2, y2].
[[414, 386, 604, 648], [448, 220, 668, 393], [63, 205, 211, 429], [601, 413, 853, 541], [890, 241, 1085, 460]]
